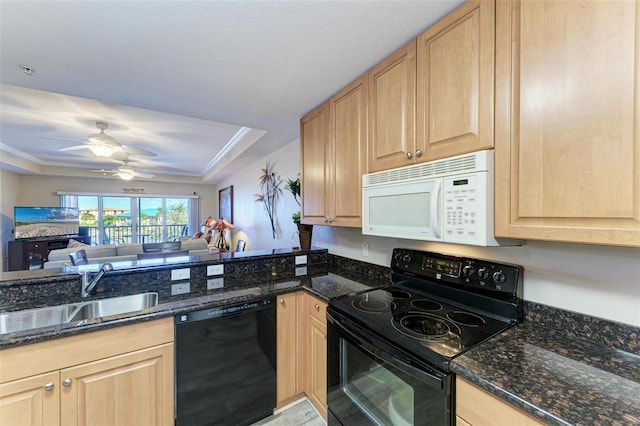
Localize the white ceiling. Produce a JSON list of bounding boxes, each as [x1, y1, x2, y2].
[[0, 0, 463, 184]]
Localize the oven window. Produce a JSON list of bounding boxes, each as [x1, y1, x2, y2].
[[340, 338, 414, 425]]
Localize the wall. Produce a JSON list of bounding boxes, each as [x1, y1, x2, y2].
[[215, 139, 303, 252], [312, 227, 640, 327], [0, 169, 217, 270]]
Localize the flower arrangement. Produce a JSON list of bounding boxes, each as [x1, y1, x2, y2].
[[255, 161, 282, 239]]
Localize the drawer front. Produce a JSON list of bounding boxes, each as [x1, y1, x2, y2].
[[306, 294, 327, 323], [25, 242, 42, 250]]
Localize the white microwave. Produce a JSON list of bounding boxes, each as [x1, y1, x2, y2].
[[362, 150, 518, 246]]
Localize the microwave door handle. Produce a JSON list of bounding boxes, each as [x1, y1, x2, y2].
[[431, 180, 442, 238]]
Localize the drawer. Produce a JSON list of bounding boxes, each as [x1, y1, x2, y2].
[[25, 242, 43, 249], [306, 294, 327, 323]]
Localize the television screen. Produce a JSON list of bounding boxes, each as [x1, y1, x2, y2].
[[14, 206, 80, 240]]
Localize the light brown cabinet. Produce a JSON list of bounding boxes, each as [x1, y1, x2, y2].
[[276, 292, 300, 407], [0, 318, 174, 426], [367, 40, 417, 172], [296, 292, 328, 419], [456, 377, 543, 426], [416, 0, 495, 162], [494, 0, 640, 247], [301, 76, 367, 227]]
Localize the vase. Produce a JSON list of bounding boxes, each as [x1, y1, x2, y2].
[[297, 223, 313, 250]]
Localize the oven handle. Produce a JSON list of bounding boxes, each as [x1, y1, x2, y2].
[[327, 310, 445, 390]]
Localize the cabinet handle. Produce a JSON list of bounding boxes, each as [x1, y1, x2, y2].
[[315, 304, 320, 311], [43, 382, 54, 391], [324, 218, 329, 223], [62, 378, 72, 387], [415, 149, 422, 158], [279, 298, 285, 304], [327, 218, 333, 223], [406, 152, 413, 159]]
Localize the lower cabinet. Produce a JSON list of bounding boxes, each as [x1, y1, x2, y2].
[[456, 377, 543, 426], [296, 292, 328, 419], [0, 318, 174, 426]]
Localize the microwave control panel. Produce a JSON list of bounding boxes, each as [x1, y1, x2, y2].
[[443, 172, 489, 244]]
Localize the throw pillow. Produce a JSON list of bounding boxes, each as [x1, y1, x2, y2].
[[67, 238, 88, 248]]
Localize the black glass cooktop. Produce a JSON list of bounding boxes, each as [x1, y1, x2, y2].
[[329, 287, 514, 370]]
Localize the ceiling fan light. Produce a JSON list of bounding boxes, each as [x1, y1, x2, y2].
[[88, 145, 114, 157], [117, 171, 135, 181]]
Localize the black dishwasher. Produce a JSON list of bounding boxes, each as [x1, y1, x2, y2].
[[175, 297, 276, 426]]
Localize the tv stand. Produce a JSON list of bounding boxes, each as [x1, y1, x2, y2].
[[8, 236, 91, 271]]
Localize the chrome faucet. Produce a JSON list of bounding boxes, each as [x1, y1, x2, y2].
[[66, 262, 114, 297]]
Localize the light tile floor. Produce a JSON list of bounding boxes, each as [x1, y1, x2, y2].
[[252, 399, 326, 426]]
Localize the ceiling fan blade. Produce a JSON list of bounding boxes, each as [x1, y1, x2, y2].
[[134, 171, 154, 178], [120, 145, 157, 157], [59, 145, 91, 152], [41, 136, 90, 144]]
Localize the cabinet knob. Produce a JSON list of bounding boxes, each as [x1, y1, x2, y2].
[[415, 149, 422, 158], [327, 218, 333, 223], [314, 304, 320, 311], [43, 382, 54, 391], [324, 218, 329, 223], [62, 378, 72, 387], [405, 152, 413, 159], [279, 298, 285, 304]]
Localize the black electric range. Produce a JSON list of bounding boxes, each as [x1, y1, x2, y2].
[[329, 248, 523, 372]]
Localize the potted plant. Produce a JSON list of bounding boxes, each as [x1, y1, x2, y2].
[[287, 177, 312, 250]]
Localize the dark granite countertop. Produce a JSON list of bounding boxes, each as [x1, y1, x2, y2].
[[452, 320, 640, 425], [0, 266, 374, 349]]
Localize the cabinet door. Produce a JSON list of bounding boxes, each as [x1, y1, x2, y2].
[[368, 40, 417, 172], [276, 292, 298, 406], [416, 0, 495, 162], [0, 372, 59, 426], [495, 0, 640, 246], [301, 101, 330, 225], [456, 377, 543, 425], [308, 316, 327, 419], [60, 343, 174, 426], [330, 76, 367, 227]]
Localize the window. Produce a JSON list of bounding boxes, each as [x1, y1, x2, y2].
[[61, 193, 197, 245]]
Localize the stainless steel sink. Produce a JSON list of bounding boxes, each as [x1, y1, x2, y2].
[[0, 304, 77, 334], [67, 293, 159, 322], [0, 292, 159, 334]]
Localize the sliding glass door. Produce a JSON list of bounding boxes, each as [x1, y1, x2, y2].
[[74, 195, 192, 245]]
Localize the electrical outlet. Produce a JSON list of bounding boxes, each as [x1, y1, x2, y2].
[[171, 268, 190, 281], [207, 278, 224, 290], [295, 255, 307, 265], [171, 282, 190, 295], [362, 243, 369, 257], [207, 264, 224, 276], [295, 266, 308, 276]]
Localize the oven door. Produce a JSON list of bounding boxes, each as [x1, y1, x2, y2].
[[327, 309, 452, 426]]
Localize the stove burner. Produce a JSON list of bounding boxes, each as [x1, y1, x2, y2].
[[387, 289, 411, 299], [446, 311, 486, 327], [410, 299, 443, 311], [351, 295, 394, 314], [392, 313, 461, 341]]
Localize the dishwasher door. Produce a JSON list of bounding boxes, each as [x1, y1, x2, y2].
[[175, 297, 276, 426]]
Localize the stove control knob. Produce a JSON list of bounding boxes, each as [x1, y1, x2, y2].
[[493, 270, 507, 284], [402, 254, 412, 264], [393, 253, 403, 264], [462, 265, 475, 277], [477, 268, 490, 280]]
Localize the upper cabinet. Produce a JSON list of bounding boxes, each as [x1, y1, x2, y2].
[[494, 0, 640, 247], [367, 40, 417, 172], [301, 76, 367, 227], [416, 0, 495, 162]]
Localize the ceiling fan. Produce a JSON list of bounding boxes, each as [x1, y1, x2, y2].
[[90, 159, 155, 181], [48, 122, 156, 158]]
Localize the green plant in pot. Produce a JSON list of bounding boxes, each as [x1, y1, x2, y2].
[[287, 177, 312, 250]]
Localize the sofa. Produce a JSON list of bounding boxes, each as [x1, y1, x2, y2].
[[44, 238, 210, 269]]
